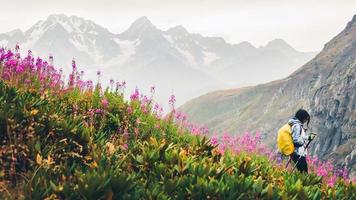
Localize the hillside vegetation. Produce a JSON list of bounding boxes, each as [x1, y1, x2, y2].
[[0, 47, 355, 199]]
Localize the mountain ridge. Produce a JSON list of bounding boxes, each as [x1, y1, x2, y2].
[[0, 14, 317, 109]]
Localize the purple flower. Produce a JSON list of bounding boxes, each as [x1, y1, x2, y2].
[[95, 108, 103, 114], [101, 98, 109, 108], [4, 50, 14, 60], [150, 86, 155, 94], [127, 106, 133, 114], [123, 131, 129, 138], [210, 135, 219, 146], [72, 59, 76, 69], [154, 103, 160, 111], [49, 54, 53, 65], [15, 64, 25, 73], [130, 88, 140, 101], [168, 94, 176, 107], [15, 43, 20, 52]]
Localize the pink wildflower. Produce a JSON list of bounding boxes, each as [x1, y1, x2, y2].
[[127, 106, 133, 114], [210, 135, 219, 146], [130, 88, 140, 101], [101, 98, 109, 108]]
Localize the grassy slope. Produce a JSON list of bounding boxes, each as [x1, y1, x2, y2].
[[0, 80, 355, 199]]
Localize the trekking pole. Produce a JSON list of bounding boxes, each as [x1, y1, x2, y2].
[[291, 133, 316, 172], [286, 154, 292, 169], [285, 156, 292, 168]]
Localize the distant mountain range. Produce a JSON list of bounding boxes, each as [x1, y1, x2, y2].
[[0, 14, 317, 107], [180, 15, 356, 177]]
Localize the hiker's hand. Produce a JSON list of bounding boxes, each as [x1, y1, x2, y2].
[[308, 133, 316, 141]]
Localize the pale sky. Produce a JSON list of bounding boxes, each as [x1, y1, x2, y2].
[[0, 0, 355, 52]]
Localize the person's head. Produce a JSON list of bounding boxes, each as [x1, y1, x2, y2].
[[295, 109, 310, 126]]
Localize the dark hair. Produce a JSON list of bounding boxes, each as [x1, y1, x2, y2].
[[295, 109, 310, 127]]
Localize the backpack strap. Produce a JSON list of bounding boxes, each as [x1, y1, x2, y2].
[[292, 124, 303, 147]]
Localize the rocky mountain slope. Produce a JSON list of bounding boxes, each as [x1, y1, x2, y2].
[[180, 15, 356, 177], [0, 14, 316, 108]]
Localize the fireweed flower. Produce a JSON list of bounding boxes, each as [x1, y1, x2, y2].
[[150, 86, 155, 94], [72, 59, 76, 70], [175, 112, 182, 120], [49, 55, 54, 65], [153, 103, 160, 111], [168, 94, 176, 111], [2, 50, 13, 61], [101, 98, 109, 108], [110, 79, 114, 90], [15, 43, 20, 52], [122, 143, 128, 151], [95, 108, 103, 114], [123, 131, 129, 137], [127, 106, 133, 114], [35, 58, 43, 70], [140, 95, 151, 111], [24, 79, 31, 85], [153, 103, 163, 118], [87, 109, 95, 117], [15, 64, 25, 73], [130, 88, 140, 101], [210, 135, 219, 146], [169, 95, 176, 106], [121, 81, 126, 89]]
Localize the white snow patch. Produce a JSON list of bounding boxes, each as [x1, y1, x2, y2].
[[163, 34, 174, 44], [203, 51, 219, 65], [69, 34, 104, 63], [70, 35, 88, 52], [88, 30, 98, 35], [163, 34, 197, 66], [20, 22, 47, 49], [71, 19, 83, 32], [108, 38, 138, 65], [58, 21, 74, 33], [29, 24, 44, 40], [177, 48, 196, 66]]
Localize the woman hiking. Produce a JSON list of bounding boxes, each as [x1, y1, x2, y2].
[[288, 109, 312, 173]]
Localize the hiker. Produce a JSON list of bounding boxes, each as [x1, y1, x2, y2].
[[288, 109, 312, 173], [277, 109, 317, 173]]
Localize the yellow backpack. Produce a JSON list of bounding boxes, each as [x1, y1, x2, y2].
[[277, 123, 294, 156]]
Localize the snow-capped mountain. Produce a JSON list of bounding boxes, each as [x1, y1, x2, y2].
[[0, 14, 317, 108], [0, 14, 122, 72]]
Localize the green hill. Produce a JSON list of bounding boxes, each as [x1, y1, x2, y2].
[[0, 47, 355, 199]]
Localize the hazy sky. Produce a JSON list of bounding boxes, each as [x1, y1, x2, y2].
[[0, 0, 355, 51]]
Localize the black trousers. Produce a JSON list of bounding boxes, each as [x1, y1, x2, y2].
[[291, 153, 308, 173]]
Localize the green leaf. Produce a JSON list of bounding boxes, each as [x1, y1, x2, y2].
[[35, 141, 41, 152]]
